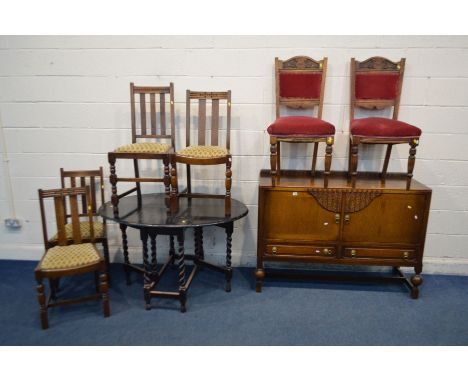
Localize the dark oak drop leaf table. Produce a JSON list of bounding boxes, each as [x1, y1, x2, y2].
[[99, 194, 248, 312]]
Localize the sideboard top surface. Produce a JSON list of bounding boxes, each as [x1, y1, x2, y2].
[[259, 170, 431, 192]]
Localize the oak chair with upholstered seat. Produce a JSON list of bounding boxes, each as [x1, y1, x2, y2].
[[348, 57, 422, 189], [108, 82, 175, 217], [35, 186, 110, 330], [170, 90, 232, 201], [268, 56, 335, 187], [51, 167, 110, 272]]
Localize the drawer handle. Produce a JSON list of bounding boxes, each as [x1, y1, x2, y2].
[[351, 249, 356, 258], [324, 248, 329, 255], [272, 247, 277, 255], [404, 251, 409, 259], [335, 214, 340, 224], [345, 214, 350, 224]]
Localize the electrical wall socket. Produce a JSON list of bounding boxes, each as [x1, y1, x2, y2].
[[4, 218, 22, 229]]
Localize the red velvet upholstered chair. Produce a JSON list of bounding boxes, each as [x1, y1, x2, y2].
[[348, 57, 421, 189], [268, 56, 335, 187]]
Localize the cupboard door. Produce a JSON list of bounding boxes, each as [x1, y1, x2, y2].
[[262, 190, 340, 242], [342, 193, 428, 245]]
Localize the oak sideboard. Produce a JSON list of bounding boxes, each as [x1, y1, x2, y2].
[[256, 170, 432, 298]]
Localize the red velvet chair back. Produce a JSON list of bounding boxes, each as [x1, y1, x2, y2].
[[350, 56, 405, 120], [275, 56, 327, 119]]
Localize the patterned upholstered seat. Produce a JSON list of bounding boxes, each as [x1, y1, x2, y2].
[[40, 243, 101, 270], [114, 142, 171, 154], [177, 145, 229, 159], [50, 221, 104, 241]]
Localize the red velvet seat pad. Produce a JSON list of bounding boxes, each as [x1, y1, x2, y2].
[[279, 72, 322, 99], [350, 117, 422, 138], [355, 73, 400, 100], [267, 116, 335, 136]]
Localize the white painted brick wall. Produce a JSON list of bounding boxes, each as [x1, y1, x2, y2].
[[1, 36, 468, 274]]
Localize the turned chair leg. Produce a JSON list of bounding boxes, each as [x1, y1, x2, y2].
[[324, 137, 333, 188], [381, 144, 393, 181], [270, 137, 278, 175], [225, 157, 232, 200], [108, 153, 119, 217], [350, 142, 359, 188], [36, 277, 49, 330], [407, 139, 419, 190], [311, 142, 319, 176], [186, 164, 192, 194], [133, 159, 142, 208], [102, 239, 110, 281], [170, 160, 178, 198], [276, 141, 281, 174], [347, 138, 353, 180], [163, 156, 171, 197], [99, 270, 110, 317]]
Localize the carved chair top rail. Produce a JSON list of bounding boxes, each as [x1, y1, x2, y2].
[[188, 91, 230, 100], [38, 186, 95, 248], [354, 56, 403, 72], [39, 186, 88, 198], [278, 55, 324, 71], [132, 85, 172, 94], [60, 167, 105, 217], [59, 169, 102, 177]]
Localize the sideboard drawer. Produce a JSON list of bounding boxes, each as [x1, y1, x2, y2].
[[344, 247, 416, 260], [266, 244, 336, 258]]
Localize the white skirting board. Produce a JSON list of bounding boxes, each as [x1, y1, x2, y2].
[[2, 244, 468, 276]]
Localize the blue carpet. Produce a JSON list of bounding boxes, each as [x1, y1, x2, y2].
[[1, 259, 468, 345]]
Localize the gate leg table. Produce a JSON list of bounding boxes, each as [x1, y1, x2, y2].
[[99, 193, 248, 312]]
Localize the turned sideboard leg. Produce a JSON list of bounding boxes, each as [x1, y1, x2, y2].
[[255, 268, 265, 293], [410, 264, 423, 299]]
